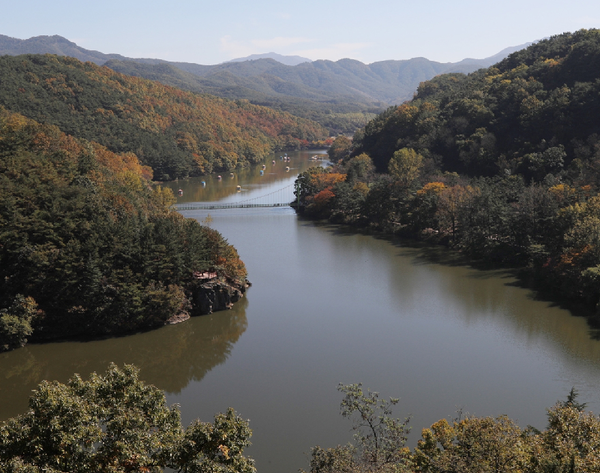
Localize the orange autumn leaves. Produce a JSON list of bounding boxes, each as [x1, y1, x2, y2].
[[313, 173, 347, 205]]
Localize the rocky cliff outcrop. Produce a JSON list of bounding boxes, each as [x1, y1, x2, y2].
[[190, 278, 249, 316]]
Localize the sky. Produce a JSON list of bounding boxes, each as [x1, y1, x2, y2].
[[2, 0, 600, 65]]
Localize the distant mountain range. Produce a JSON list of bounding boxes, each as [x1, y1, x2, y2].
[[0, 34, 532, 133]]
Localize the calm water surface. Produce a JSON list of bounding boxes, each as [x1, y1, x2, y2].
[[2, 150, 600, 473]]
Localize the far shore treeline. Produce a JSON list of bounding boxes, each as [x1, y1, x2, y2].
[[295, 29, 600, 317]]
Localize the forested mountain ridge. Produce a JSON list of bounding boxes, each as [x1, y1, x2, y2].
[[296, 29, 600, 314], [94, 51, 531, 128], [353, 28, 600, 177], [102, 45, 528, 134], [0, 54, 328, 180], [103, 58, 385, 134], [160, 56, 451, 104], [0, 107, 248, 350], [0, 34, 529, 134]]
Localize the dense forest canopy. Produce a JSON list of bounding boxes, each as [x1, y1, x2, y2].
[[0, 107, 247, 350], [353, 29, 600, 179], [0, 54, 329, 180], [295, 29, 600, 314]]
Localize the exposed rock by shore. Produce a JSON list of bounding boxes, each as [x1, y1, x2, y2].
[[165, 278, 249, 325], [192, 279, 248, 316], [165, 312, 191, 325]]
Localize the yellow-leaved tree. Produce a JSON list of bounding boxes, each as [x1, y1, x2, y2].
[[388, 148, 424, 188]]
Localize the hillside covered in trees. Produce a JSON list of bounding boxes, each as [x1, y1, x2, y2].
[[295, 29, 600, 314], [352, 28, 600, 178], [0, 107, 248, 351], [0, 34, 528, 135], [104, 58, 385, 135], [0, 54, 328, 180]]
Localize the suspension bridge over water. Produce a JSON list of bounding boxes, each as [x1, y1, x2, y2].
[[176, 183, 298, 211]]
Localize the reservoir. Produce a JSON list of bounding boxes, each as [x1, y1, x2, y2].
[[2, 150, 600, 472]]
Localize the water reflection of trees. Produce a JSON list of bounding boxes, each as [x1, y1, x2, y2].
[[312, 226, 600, 367], [393, 244, 600, 360], [0, 299, 248, 421], [140, 298, 249, 393], [384, 240, 600, 365]]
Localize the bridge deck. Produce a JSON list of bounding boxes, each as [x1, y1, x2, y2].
[[176, 202, 291, 210], [175, 182, 297, 211]]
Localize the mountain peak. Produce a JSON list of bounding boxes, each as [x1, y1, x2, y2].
[[226, 52, 311, 66]]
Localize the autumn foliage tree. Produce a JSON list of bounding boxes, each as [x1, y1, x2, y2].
[[294, 167, 346, 216], [328, 136, 353, 163], [388, 148, 424, 188], [306, 385, 600, 473]]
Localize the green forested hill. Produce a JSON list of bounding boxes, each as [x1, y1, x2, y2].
[[0, 108, 248, 350], [296, 29, 600, 314], [353, 29, 600, 178], [105, 56, 477, 129], [0, 54, 328, 180]]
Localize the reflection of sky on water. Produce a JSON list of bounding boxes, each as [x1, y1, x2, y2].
[[167, 150, 328, 205]]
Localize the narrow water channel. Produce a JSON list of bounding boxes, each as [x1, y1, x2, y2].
[[2, 150, 600, 473]]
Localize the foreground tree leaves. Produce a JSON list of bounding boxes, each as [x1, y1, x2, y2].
[[304, 383, 413, 473], [0, 295, 37, 351], [307, 385, 600, 473], [0, 364, 255, 473], [413, 415, 529, 472]]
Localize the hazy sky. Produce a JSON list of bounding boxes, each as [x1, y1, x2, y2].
[[3, 0, 600, 65]]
